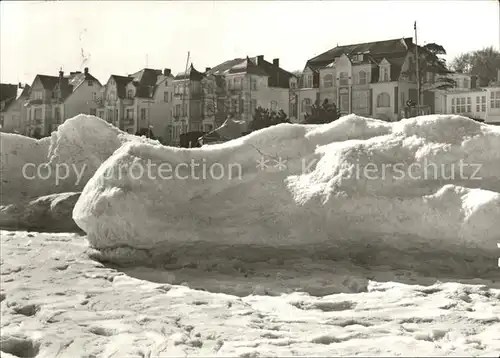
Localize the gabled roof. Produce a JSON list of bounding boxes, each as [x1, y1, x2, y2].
[[307, 37, 413, 70], [36, 75, 60, 91], [208, 55, 296, 89], [174, 64, 205, 81], [207, 58, 246, 76], [129, 68, 162, 98], [229, 57, 269, 76], [1, 84, 30, 113], [248, 56, 295, 88], [0, 84, 18, 103], [69, 71, 101, 90], [109, 75, 134, 99]]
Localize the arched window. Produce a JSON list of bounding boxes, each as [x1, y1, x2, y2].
[[377, 92, 390, 108], [323, 74, 334, 88], [358, 71, 367, 85], [302, 98, 312, 113]]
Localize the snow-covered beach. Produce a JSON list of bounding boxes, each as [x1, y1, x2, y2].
[[1, 114, 500, 357]]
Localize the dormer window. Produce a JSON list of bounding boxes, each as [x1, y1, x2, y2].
[[380, 67, 390, 82]]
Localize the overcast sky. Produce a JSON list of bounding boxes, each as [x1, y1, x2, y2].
[[1, 0, 498, 85]]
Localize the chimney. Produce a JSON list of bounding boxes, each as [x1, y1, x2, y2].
[[59, 70, 64, 79], [163, 68, 171, 76], [205, 67, 211, 73], [18, 82, 22, 89], [471, 75, 477, 89], [273, 58, 279, 67], [84, 67, 89, 75], [257, 55, 264, 65]]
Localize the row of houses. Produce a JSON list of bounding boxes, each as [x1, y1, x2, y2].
[[2, 37, 499, 144]]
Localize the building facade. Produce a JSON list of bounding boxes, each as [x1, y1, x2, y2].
[[24, 68, 102, 137], [1, 83, 30, 134], [97, 68, 174, 142], [298, 37, 449, 122]]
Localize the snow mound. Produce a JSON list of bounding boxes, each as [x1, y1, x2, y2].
[[0, 192, 82, 232], [0, 115, 147, 205], [73, 115, 500, 269]]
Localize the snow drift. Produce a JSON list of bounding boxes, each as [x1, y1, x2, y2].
[[0, 115, 146, 205], [73, 114, 500, 269], [0, 192, 82, 232]]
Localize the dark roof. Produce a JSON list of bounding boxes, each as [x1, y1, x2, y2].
[[37, 75, 60, 91], [1, 84, 30, 113], [69, 72, 101, 89], [307, 37, 413, 70], [129, 68, 162, 98], [110, 75, 133, 99], [0, 84, 18, 103], [229, 57, 269, 76], [202, 117, 247, 143], [208, 56, 295, 89], [249, 56, 294, 88], [174, 64, 205, 81], [18, 84, 31, 99], [207, 58, 246, 76]]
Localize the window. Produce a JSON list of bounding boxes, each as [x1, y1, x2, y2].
[[34, 91, 43, 100], [88, 80, 93, 86], [466, 97, 471, 113], [183, 104, 187, 116], [231, 98, 238, 113], [291, 102, 297, 117], [302, 98, 312, 113], [476, 96, 480, 112], [175, 104, 181, 116], [126, 108, 134, 119], [251, 78, 257, 90], [377, 92, 390, 107], [127, 90, 134, 99], [90, 108, 97, 116], [339, 72, 348, 86], [491, 91, 500, 109], [270, 101, 277, 111], [141, 108, 148, 121], [302, 75, 312, 88], [323, 74, 334, 88], [380, 67, 389, 82], [451, 98, 455, 114], [482, 96, 486, 112], [164, 92, 169, 102], [358, 71, 367, 85], [353, 91, 368, 110], [290, 80, 297, 89], [92, 92, 97, 101]]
